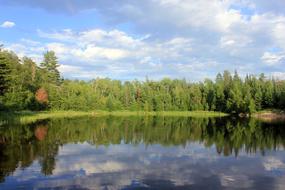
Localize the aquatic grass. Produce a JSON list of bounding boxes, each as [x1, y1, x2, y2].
[[0, 111, 96, 125], [96, 110, 228, 117], [0, 110, 228, 125], [18, 111, 96, 124]]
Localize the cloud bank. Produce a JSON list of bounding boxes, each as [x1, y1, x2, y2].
[[1, 0, 285, 80]]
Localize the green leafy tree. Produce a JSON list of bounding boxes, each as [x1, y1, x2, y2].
[[1, 48, 285, 114]]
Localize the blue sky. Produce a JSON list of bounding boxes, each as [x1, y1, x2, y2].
[[0, 0, 285, 81]]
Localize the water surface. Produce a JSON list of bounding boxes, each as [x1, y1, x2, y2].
[[1, 116, 285, 189]]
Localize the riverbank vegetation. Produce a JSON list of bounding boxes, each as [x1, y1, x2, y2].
[[1, 48, 285, 115], [0, 110, 228, 125]]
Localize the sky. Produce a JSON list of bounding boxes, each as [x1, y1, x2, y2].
[[0, 0, 285, 81]]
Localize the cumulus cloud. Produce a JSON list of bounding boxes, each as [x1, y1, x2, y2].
[[6, 28, 208, 80], [5, 39, 44, 63], [261, 52, 285, 66], [0, 21, 15, 28], [1, 0, 285, 80]]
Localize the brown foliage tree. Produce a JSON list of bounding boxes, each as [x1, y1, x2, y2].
[[35, 88, 48, 104], [34, 125, 48, 141]]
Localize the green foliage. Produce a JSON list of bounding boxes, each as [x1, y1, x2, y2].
[[0, 49, 285, 114]]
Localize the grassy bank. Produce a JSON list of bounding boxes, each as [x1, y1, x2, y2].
[[98, 111, 228, 117], [0, 110, 228, 125], [0, 111, 96, 125]]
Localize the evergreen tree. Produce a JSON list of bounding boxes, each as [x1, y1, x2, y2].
[[1, 48, 285, 114], [263, 80, 274, 107], [0, 50, 10, 96], [41, 51, 61, 85], [215, 73, 225, 111], [254, 84, 263, 111]]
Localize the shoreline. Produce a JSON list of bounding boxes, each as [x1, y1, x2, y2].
[[2, 110, 285, 125], [0, 110, 228, 124], [252, 110, 285, 122]]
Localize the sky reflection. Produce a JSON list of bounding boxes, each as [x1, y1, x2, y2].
[[1, 117, 285, 189]]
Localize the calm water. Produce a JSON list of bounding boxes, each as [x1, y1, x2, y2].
[[1, 116, 285, 190]]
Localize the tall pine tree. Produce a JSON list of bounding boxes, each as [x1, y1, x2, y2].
[[41, 51, 61, 85], [0, 51, 10, 96]]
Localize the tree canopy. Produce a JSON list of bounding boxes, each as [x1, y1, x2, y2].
[[1, 49, 285, 114]]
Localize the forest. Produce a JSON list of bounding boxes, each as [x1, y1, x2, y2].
[[1, 48, 285, 114]]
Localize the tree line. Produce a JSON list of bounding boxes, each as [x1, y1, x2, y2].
[[1, 48, 285, 114]]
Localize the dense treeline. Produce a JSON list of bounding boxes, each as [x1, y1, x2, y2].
[[1, 48, 285, 114]]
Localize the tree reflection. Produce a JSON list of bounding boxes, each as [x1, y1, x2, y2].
[[0, 116, 285, 181], [34, 125, 48, 141]]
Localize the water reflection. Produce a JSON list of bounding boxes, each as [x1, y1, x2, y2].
[[0, 116, 285, 189]]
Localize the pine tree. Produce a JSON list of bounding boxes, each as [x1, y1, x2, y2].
[[263, 80, 274, 107], [254, 85, 262, 111], [215, 73, 225, 111], [227, 72, 243, 113], [248, 99, 256, 114], [41, 51, 61, 85], [243, 84, 255, 114], [0, 51, 10, 95]]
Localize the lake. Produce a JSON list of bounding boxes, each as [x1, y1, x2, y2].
[[1, 116, 285, 189]]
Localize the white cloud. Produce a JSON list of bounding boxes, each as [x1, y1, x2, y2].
[[219, 174, 253, 188], [54, 159, 125, 175], [37, 29, 74, 41], [58, 64, 81, 74], [271, 72, 285, 80], [75, 45, 130, 60], [9, 28, 199, 80], [0, 21, 15, 28], [5, 40, 45, 63], [261, 52, 285, 66], [220, 35, 252, 49], [263, 157, 285, 171], [115, 0, 244, 33], [58, 65, 91, 78], [273, 23, 285, 49], [58, 64, 106, 79], [47, 42, 68, 55], [3, 1, 285, 80]]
